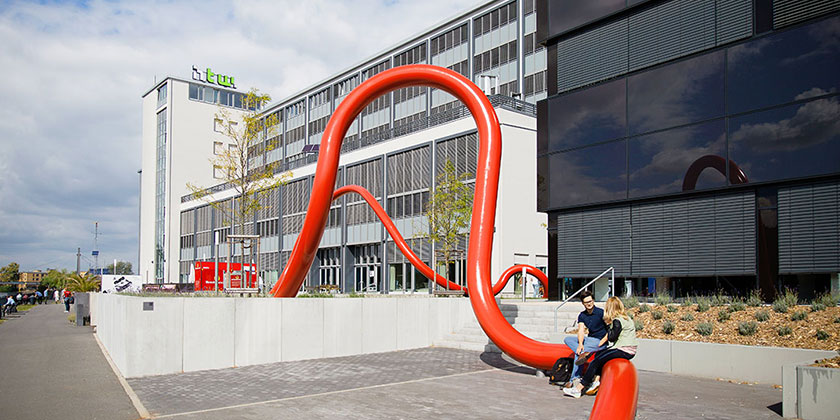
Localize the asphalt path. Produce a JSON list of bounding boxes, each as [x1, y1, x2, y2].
[[0, 303, 140, 420]]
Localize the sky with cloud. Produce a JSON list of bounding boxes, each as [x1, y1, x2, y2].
[[0, 0, 479, 272]]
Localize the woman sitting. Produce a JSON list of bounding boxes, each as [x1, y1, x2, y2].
[[563, 296, 638, 398]]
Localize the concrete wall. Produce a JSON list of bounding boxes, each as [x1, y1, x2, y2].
[[552, 334, 836, 384], [783, 363, 840, 420], [91, 294, 474, 378]]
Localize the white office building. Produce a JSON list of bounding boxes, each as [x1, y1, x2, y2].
[[139, 0, 548, 293]]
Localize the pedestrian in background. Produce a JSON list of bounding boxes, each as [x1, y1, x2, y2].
[[54, 289, 60, 304]]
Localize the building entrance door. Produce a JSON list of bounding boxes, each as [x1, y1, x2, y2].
[[353, 244, 380, 292]]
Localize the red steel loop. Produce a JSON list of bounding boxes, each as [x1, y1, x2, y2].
[[269, 66, 636, 420], [331, 184, 548, 295]]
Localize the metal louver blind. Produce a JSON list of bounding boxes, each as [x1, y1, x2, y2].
[[773, 0, 840, 29], [716, 0, 753, 46], [778, 182, 840, 273], [558, 207, 631, 278], [629, 0, 715, 71], [558, 18, 628, 93]]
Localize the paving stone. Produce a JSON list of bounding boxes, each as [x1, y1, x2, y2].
[[128, 347, 783, 419]]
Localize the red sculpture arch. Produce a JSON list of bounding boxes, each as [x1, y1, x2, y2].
[[331, 184, 548, 295], [269, 64, 637, 419]]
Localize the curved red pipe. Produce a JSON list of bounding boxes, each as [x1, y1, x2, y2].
[[494, 264, 548, 297], [269, 64, 570, 367], [270, 64, 635, 419], [589, 359, 639, 420], [332, 185, 548, 296], [332, 185, 463, 292], [682, 155, 748, 191]]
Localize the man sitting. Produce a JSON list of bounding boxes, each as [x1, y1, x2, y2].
[[562, 290, 607, 386], [4, 295, 17, 314]]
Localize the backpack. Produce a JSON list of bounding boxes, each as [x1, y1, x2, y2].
[[548, 357, 574, 385]]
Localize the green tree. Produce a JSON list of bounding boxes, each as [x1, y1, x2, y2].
[[105, 261, 133, 275], [186, 88, 291, 237], [425, 160, 473, 282], [41, 268, 73, 289], [66, 273, 100, 292], [0, 262, 20, 283]]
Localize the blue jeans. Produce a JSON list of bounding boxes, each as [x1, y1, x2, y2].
[[563, 335, 606, 379]]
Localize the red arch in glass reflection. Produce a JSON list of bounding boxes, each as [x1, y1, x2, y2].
[[268, 65, 636, 419], [682, 155, 748, 191]]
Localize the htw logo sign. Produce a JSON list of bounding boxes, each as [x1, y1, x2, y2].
[[192, 66, 236, 89]]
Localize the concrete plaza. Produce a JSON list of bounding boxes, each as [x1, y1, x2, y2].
[[0, 304, 784, 419]]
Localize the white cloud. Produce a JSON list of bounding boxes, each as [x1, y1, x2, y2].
[[0, 0, 478, 271]]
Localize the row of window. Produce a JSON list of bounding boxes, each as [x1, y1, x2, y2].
[[538, 95, 840, 210], [431, 24, 469, 57], [541, 15, 840, 154], [188, 83, 255, 111], [473, 1, 518, 37], [473, 40, 517, 75]]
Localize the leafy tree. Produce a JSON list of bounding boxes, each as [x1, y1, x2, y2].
[[66, 273, 100, 293], [425, 159, 473, 282], [0, 262, 20, 283], [105, 261, 133, 275], [41, 268, 73, 289], [186, 88, 291, 237]]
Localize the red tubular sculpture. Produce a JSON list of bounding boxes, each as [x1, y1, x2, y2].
[[589, 359, 639, 420], [269, 65, 637, 419], [682, 154, 748, 191], [331, 184, 549, 295]]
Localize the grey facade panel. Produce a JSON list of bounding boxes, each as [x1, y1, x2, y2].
[[773, 0, 840, 29], [779, 181, 840, 273], [557, 19, 628, 93], [558, 207, 630, 278], [561, 191, 755, 279], [628, 0, 716, 71], [716, 0, 753, 45]]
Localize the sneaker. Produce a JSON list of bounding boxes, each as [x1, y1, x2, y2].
[[575, 352, 590, 366], [563, 386, 582, 399], [585, 380, 600, 395], [564, 377, 581, 388]]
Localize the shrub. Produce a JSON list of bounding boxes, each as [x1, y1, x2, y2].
[[621, 295, 639, 309], [790, 310, 808, 321], [695, 322, 714, 336], [835, 316, 840, 324], [652, 310, 664, 320], [730, 300, 746, 312], [655, 293, 672, 306], [711, 292, 731, 307], [746, 289, 763, 307], [738, 321, 758, 336], [696, 298, 711, 313], [662, 320, 675, 334], [772, 301, 788, 314], [814, 292, 838, 308], [639, 303, 651, 313], [667, 305, 678, 313], [681, 313, 694, 322], [718, 309, 731, 322], [776, 325, 792, 336], [755, 310, 770, 322], [816, 330, 830, 340], [780, 288, 799, 307], [681, 297, 694, 307], [810, 302, 827, 312], [634, 319, 644, 331]]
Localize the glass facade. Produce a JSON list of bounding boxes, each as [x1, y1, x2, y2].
[[155, 108, 167, 281], [539, 14, 840, 211], [540, 2, 840, 301]]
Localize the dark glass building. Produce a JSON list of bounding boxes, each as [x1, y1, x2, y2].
[[537, 0, 840, 301]]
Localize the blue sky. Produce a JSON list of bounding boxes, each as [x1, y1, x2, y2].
[[0, 0, 479, 272]]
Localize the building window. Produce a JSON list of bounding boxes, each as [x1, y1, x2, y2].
[[157, 83, 167, 108], [214, 141, 224, 155]]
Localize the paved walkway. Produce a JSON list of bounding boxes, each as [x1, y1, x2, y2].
[[0, 304, 785, 420], [0, 303, 139, 420], [129, 348, 783, 419]]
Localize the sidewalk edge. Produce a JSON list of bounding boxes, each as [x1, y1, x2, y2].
[[93, 332, 152, 419]]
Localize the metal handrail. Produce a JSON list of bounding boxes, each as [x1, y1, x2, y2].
[[553, 267, 615, 332]]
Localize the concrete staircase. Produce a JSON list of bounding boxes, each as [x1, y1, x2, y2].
[[433, 300, 584, 353]]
